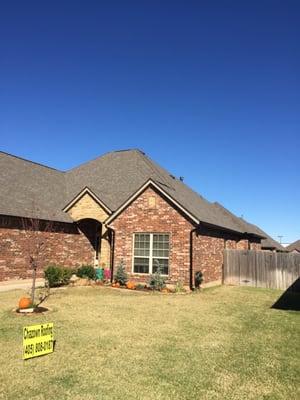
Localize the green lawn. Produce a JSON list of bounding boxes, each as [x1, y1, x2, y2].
[[0, 285, 299, 400]]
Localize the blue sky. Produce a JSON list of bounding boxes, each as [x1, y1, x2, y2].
[[1, 0, 299, 244]]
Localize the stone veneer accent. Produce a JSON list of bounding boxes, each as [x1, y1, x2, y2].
[[67, 192, 109, 223], [66, 192, 111, 268]]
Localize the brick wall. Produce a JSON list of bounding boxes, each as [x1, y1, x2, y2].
[[192, 228, 262, 284], [109, 187, 194, 285], [192, 233, 224, 284], [109, 186, 263, 287], [0, 216, 95, 281]]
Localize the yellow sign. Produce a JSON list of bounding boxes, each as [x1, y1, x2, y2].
[[23, 323, 54, 360]]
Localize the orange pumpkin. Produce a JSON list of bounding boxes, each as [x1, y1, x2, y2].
[[161, 288, 168, 294], [19, 297, 31, 309], [126, 281, 136, 290], [115, 282, 121, 287]]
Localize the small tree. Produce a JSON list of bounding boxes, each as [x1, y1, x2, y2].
[[147, 261, 166, 291], [114, 259, 128, 285], [22, 213, 54, 305]]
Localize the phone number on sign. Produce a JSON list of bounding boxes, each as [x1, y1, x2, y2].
[[24, 340, 54, 356]]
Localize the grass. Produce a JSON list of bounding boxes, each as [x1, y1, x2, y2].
[[0, 285, 299, 400]]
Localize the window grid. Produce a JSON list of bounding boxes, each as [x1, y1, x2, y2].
[[133, 233, 169, 275]]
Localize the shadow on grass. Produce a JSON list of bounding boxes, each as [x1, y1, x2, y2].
[[272, 277, 300, 311]]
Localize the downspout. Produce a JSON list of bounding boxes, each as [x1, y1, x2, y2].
[[189, 227, 198, 291], [109, 227, 115, 283]]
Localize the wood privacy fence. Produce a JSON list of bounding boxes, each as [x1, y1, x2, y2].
[[223, 250, 300, 290]]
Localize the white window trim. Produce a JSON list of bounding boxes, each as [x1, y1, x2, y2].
[[132, 233, 169, 275]]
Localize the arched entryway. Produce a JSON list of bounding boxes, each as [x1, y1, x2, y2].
[[77, 218, 112, 270]]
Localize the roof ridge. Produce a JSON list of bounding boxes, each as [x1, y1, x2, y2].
[[66, 148, 144, 173]]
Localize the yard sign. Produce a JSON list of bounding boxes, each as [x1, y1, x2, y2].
[[23, 323, 54, 360]]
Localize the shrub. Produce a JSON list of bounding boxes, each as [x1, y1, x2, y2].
[[147, 264, 166, 291], [76, 265, 97, 280], [194, 270, 203, 289], [135, 283, 146, 290], [114, 259, 128, 285], [63, 268, 77, 283], [44, 266, 73, 288], [174, 279, 185, 293], [44, 265, 64, 287]]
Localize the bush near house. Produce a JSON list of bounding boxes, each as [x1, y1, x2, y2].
[[76, 265, 96, 280], [44, 265, 97, 287], [44, 266, 75, 287], [114, 259, 128, 286]]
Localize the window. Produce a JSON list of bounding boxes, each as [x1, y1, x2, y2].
[[133, 233, 169, 275]]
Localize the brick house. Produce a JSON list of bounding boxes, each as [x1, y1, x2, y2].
[[0, 149, 281, 288]]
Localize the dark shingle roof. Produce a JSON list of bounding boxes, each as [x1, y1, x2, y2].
[[286, 240, 300, 252], [0, 151, 71, 222], [65, 149, 250, 234], [0, 148, 280, 242]]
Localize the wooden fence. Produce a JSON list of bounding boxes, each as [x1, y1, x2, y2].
[[223, 250, 300, 290]]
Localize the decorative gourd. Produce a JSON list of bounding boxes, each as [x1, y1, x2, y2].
[[126, 281, 136, 290], [19, 297, 31, 309]]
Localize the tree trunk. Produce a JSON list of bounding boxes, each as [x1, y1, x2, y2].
[[30, 258, 37, 304]]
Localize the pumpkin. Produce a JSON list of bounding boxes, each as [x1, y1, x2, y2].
[[111, 283, 116, 287], [126, 281, 136, 290], [115, 282, 121, 287], [19, 297, 31, 309], [161, 288, 168, 294]]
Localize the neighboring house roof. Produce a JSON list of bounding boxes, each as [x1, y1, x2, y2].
[[286, 240, 300, 253], [0, 148, 277, 241], [260, 236, 288, 252]]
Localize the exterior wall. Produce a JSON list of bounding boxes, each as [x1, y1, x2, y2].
[[237, 239, 249, 250], [250, 242, 261, 250], [109, 187, 263, 287], [192, 230, 261, 284], [66, 192, 111, 267], [66, 192, 109, 223], [109, 187, 194, 285], [225, 238, 261, 251], [99, 236, 111, 269], [0, 216, 95, 281], [192, 233, 224, 284]]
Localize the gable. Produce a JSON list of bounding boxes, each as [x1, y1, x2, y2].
[[106, 179, 200, 226], [64, 188, 111, 223]]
